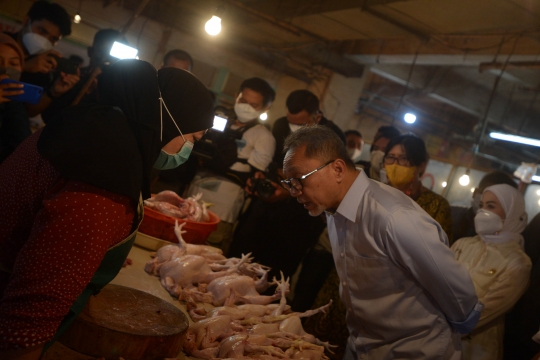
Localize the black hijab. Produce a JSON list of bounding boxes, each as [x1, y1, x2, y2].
[[37, 60, 214, 207]]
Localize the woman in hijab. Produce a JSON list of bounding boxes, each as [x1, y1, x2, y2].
[[0, 59, 213, 359], [451, 184, 532, 360], [0, 33, 31, 163]]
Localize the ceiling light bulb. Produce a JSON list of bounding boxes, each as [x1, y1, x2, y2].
[[205, 15, 222, 36], [404, 113, 416, 124], [74, 14, 81, 24], [442, 181, 447, 188], [536, 189, 540, 196], [459, 174, 470, 186], [259, 113, 268, 121], [471, 187, 475, 193]]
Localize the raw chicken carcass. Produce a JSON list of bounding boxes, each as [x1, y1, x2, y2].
[[183, 315, 244, 358], [205, 274, 285, 307], [144, 222, 225, 275]]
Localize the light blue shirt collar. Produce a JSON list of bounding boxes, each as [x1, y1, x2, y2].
[[335, 169, 368, 223]]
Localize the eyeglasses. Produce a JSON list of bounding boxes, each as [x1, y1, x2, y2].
[[281, 159, 335, 193], [384, 155, 410, 167]]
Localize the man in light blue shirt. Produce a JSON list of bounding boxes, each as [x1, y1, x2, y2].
[[281, 125, 483, 360]]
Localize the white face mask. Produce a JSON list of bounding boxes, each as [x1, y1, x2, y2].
[[288, 123, 302, 133], [22, 23, 53, 55], [474, 209, 504, 235], [347, 147, 362, 162], [234, 95, 263, 123], [370, 150, 384, 171]]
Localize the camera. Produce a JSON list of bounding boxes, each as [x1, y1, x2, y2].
[[250, 178, 275, 199]]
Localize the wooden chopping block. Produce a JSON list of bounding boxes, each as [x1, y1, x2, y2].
[[58, 284, 189, 360]]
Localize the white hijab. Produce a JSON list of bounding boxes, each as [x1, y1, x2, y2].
[[481, 184, 528, 248]]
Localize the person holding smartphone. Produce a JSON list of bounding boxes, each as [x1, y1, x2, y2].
[[5, 1, 80, 118], [0, 33, 31, 164]]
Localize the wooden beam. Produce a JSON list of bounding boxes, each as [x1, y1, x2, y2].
[[339, 34, 540, 56], [479, 61, 540, 72]]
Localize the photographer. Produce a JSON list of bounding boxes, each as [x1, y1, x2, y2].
[[41, 29, 126, 124], [185, 78, 275, 250], [229, 90, 345, 281], [6, 1, 80, 118]]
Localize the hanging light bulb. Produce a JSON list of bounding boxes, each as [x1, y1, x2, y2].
[[459, 169, 470, 187], [259, 113, 268, 121], [74, 14, 81, 24], [404, 112, 416, 124], [205, 6, 224, 36]]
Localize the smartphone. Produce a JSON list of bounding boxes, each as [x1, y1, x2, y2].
[[0, 78, 43, 104], [212, 115, 227, 131]]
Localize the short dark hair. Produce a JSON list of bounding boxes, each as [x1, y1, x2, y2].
[[163, 49, 193, 71], [374, 125, 400, 143], [27, 1, 71, 36], [239, 77, 275, 107], [284, 125, 355, 170], [68, 54, 84, 66], [384, 133, 428, 167], [286, 90, 319, 115], [345, 130, 362, 138], [478, 171, 517, 192]]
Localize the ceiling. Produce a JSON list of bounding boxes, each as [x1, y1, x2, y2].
[[113, 0, 540, 168], [3, 0, 540, 168]]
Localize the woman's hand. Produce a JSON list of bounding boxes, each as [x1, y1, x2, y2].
[[0, 74, 23, 103]]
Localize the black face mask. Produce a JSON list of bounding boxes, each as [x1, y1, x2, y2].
[[0, 66, 21, 81]]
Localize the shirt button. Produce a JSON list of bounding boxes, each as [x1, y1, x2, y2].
[[340, 253, 344, 258]]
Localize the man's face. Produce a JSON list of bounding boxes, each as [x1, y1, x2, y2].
[[283, 146, 337, 216], [237, 87, 266, 111], [346, 134, 363, 151], [286, 109, 321, 126], [372, 136, 391, 153], [164, 58, 191, 71], [25, 18, 62, 46]]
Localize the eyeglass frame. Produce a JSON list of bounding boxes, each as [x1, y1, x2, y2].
[[281, 159, 335, 193], [383, 154, 411, 167]]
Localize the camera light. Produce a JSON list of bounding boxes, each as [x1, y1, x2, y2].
[[110, 41, 138, 60], [442, 181, 447, 188], [205, 16, 222, 36], [259, 113, 268, 121]]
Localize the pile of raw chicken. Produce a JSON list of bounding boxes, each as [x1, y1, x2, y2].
[[145, 222, 334, 360], [144, 190, 211, 222]]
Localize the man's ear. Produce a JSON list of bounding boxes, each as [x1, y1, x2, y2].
[[314, 111, 322, 124], [333, 159, 347, 183]]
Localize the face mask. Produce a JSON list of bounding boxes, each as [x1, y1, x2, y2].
[[475, 209, 503, 235], [154, 142, 194, 170], [385, 163, 417, 187], [22, 23, 53, 55], [234, 95, 263, 123], [370, 150, 384, 170], [154, 96, 194, 170], [288, 123, 302, 133], [471, 193, 482, 213], [347, 147, 362, 162], [0, 66, 21, 81]]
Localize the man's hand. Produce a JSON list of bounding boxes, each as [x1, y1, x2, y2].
[[23, 50, 61, 74], [0, 75, 24, 103], [49, 71, 80, 98]]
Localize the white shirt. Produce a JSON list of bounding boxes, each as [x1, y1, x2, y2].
[[327, 170, 478, 359], [230, 124, 275, 172]]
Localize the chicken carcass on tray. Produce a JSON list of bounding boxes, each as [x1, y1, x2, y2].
[[143, 221, 335, 359], [144, 190, 210, 222]]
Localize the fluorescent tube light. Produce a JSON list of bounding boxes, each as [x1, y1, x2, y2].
[[490, 132, 540, 147]]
